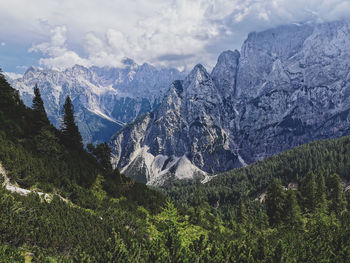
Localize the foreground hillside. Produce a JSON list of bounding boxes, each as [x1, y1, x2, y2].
[[1, 69, 350, 262]]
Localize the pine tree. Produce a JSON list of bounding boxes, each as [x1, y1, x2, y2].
[[61, 96, 83, 148], [299, 171, 316, 213], [328, 173, 346, 216], [266, 178, 285, 227], [87, 142, 112, 171], [283, 190, 303, 229], [32, 84, 50, 129], [0, 69, 23, 113], [315, 173, 327, 212]]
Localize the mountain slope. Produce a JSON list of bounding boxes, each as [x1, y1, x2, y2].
[[111, 19, 350, 185], [111, 65, 243, 185], [9, 61, 184, 144]]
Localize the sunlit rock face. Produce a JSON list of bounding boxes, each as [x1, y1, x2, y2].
[[9, 60, 184, 144], [111, 20, 350, 185]]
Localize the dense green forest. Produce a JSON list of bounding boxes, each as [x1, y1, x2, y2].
[[164, 134, 350, 216], [1, 69, 350, 262]]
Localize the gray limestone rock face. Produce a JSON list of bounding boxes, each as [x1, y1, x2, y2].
[[235, 20, 350, 163], [110, 19, 350, 186], [8, 61, 184, 144]]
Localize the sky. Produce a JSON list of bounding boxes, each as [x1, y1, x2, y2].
[[0, 0, 349, 75]]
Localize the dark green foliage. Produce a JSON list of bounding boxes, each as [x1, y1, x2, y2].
[[0, 69, 23, 113], [273, 241, 283, 263], [237, 199, 248, 225], [283, 190, 303, 229], [299, 171, 317, 213], [32, 84, 49, 129], [315, 173, 327, 212], [266, 178, 285, 226], [164, 134, 350, 215], [161, 133, 350, 261], [328, 173, 347, 216], [87, 142, 112, 171], [61, 96, 83, 149]]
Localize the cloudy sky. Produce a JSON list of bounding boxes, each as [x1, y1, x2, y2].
[[0, 0, 349, 75]]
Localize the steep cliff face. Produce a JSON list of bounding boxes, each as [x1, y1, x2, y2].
[[111, 65, 241, 185], [9, 61, 184, 144], [111, 19, 350, 185], [235, 20, 350, 163]]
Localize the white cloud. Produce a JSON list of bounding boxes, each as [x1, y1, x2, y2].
[[1, 0, 349, 71], [4, 72, 23, 80], [0, 42, 5, 46], [29, 25, 90, 69]]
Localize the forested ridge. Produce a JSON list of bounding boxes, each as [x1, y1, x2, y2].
[[1, 69, 350, 262]]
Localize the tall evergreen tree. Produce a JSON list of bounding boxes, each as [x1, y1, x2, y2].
[[0, 69, 23, 113], [283, 190, 303, 229], [299, 171, 316, 213], [315, 173, 327, 212], [32, 84, 50, 129], [61, 96, 83, 148], [328, 173, 346, 216], [87, 142, 112, 171], [266, 178, 285, 227]]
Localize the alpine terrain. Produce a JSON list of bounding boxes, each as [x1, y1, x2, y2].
[[8, 59, 184, 144], [110, 19, 350, 185]]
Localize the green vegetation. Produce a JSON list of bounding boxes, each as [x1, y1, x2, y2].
[[61, 96, 83, 149], [1, 69, 350, 261]]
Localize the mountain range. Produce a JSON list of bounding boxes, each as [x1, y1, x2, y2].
[[110, 19, 350, 185], [8, 59, 184, 144], [7, 19, 350, 186]]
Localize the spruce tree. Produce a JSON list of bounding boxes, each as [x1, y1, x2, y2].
[[61, 96, 83, 148], [315, 173, 327, 212], [299, 171, 316, 213], [266, 178, 285, 227], [328, 173, 346, 216], [0, 69, 22, 113], [283, 190, 303, 229], [32, 84, 50, 129], [87, 142, 112, 171]]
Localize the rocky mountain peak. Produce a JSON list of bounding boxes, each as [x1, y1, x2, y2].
[[10, 61, 185, 144], [216, 50, 240, 65], [24, 66, 37, 74], [122, 58, 137, 67], [69, 64, 90, 73], [186, 64, 209, 82], [211, 50, 240, 98], [110, 19, 350, 186]]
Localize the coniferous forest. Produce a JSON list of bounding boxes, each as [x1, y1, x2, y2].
[[1, 69, 350, 262]]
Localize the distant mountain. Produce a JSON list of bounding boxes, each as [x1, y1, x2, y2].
[[110, 19, 350, 185], [8, 60, 185, 144]]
